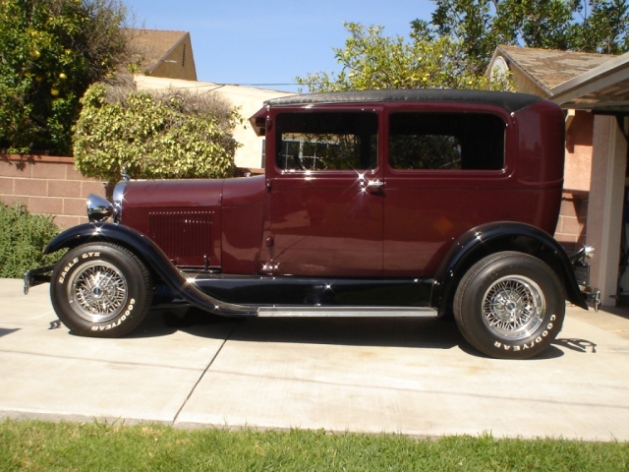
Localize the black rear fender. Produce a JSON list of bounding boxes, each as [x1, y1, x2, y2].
[[431, 221, 588, 315]]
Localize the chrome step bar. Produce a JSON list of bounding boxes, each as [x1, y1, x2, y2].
[[257, 306, 438, 318]]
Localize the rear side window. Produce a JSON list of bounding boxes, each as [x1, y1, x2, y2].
[[276, 112, 378, 171], [389, 112, 505, 171]]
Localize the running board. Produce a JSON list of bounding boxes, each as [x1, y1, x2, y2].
[[257, 306, 438, 318]]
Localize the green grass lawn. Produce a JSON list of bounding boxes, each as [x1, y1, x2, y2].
[[1, 420, 628, 471]]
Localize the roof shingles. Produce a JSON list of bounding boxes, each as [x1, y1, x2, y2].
[[496, 45, 616, 93], [123, 28, 189, 73]]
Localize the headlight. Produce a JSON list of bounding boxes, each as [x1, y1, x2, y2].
[[86, 194, 113, 222]]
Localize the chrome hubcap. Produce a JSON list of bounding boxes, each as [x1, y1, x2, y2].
[[482, 275, 545, 339], [67, 261, 128, 323]]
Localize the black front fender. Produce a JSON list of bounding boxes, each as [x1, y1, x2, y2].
[[431, 221, 589, 314], [45, 222, 150, 256], [45, 222, 256, 316]]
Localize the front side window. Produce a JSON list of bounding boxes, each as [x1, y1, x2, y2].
[[389, 112, 505, 171], [276, 112, 378, 171]]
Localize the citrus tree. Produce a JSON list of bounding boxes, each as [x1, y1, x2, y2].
[[0, 0, 128, 155], [296, 23, 510, 93]]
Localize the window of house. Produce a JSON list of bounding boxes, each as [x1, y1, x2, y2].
[[389, 112, 505, 171], [276, 112, 378, 171]]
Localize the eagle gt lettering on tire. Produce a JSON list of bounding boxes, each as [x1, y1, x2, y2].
[[453, 251, 565, 360], [51, 243, 153, 337]]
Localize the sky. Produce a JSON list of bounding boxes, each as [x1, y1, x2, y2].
[[124, 0, 435, 93]]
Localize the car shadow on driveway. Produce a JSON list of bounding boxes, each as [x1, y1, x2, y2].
[[133, 308, 565, 359], [134, 307, 464, 351], [58, 307, 572, 359], [552, 338, 597, 353], [228, 316, 464, 350]]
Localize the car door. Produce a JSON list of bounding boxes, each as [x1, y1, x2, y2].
[[382, 105, 515, 277], [264, 106, 385, 277]]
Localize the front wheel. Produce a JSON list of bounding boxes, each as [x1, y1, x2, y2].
[[50, 243, 153, 337], [454, 251, 565, 360]]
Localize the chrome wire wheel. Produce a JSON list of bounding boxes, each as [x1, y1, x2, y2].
[[52, 243, 152, 337], [454, 251, 565, 359], [481, 275, 545, 340], [66, 260, 128, 324]]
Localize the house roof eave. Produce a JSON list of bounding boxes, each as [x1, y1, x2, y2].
[[550, 50, 629, 112]]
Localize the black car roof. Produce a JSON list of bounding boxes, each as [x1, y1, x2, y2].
[[265, 89, 542, 113]]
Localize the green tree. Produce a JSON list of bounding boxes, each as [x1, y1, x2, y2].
[[0, 0, 128, 156], [296, 22, 508, 92], [418, 0, 497, 75], [299, 1, 628, 93], [73, 83, 241, 185], [422, 0, 629, 74], [578, 0, 629, 53]]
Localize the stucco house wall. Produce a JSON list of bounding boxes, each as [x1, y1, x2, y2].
[[564, 111, 594, 192], [133, 75, 293, 169], [554, 110, 593, 252]]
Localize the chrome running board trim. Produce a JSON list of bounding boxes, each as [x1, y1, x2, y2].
[[257, 306, 438, 318]]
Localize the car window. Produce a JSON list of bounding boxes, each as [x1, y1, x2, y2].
[[276, 112, 378, 171], [389, 112, 505, 171]]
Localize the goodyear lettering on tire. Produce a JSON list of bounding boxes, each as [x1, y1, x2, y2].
[[90, 298, 136, 331], [493, 314, 557, 351]]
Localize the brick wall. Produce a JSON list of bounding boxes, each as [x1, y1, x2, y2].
[[0, 154, 106, 229], [555, 191, 589, 253]]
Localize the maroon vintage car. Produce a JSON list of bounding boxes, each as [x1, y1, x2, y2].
[[25, 89, 597, 359]]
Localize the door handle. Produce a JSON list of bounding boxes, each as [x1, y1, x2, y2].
[[360, 179, 384, 194], [366, 180, 384, 189]]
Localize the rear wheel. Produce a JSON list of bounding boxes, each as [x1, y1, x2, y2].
[[454, 251, 565, 359], [51, 243, 152, 337]]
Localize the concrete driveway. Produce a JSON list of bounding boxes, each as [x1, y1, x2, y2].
[[1, 278, 629, 441]]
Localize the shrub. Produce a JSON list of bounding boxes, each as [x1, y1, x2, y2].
[[73, 83, 242, 185], [0, 202, 62, 278]]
